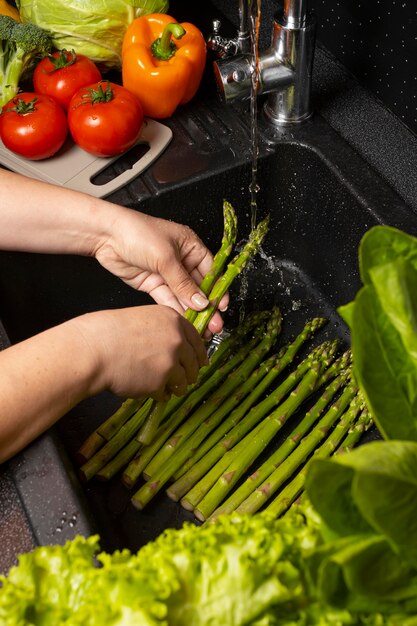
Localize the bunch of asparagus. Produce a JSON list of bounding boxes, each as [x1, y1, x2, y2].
[[76, 202, 372, 520]]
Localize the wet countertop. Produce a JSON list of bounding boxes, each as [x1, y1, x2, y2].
[[1, 0, 417, 575]]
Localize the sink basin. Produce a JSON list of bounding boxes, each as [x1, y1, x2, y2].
[[1, 101, 417, 559]]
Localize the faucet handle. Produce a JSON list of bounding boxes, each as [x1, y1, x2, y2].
[[207, 19, 240, 59]]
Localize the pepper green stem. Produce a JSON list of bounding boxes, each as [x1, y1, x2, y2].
[[151, 23, 186, 61]]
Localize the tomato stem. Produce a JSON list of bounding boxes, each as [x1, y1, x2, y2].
[[151, 23, 186, 61], [5, 97, 38, 115], [44, 49, 77, 73], [80, 81, 113, 106]]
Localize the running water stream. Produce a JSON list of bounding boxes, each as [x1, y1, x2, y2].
[[248, 0, 262, 230]]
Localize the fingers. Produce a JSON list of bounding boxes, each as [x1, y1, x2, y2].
[[151, 321, 207, 400], [182, 318, 208, 369]]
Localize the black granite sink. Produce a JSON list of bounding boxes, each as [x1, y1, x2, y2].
[[1, 0, 417, 567], [1, 106, 417, 565]]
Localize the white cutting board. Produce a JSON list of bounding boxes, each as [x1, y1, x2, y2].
[[0, 118, 172, 198]]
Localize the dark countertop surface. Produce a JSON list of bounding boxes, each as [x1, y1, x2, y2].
[[1, 0, 417, 575]]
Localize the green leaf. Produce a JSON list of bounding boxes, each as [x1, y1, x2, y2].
[[306, 441, 417, 568], [337, 301, 355, 329], [351, 261, 417, 440], [359, 226, 417, 285], [305, 460, 374, 538], [316, 534, 417, 611]]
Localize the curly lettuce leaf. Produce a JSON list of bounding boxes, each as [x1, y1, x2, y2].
[[0, 515, 319, 626], [135, 513, 315, 626]]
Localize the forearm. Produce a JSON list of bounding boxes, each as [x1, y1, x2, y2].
[[0, 169, 121, 256], [0, 318, 102, 463]]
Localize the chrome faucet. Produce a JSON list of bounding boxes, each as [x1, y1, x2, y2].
[[209, 0, 316, 125]]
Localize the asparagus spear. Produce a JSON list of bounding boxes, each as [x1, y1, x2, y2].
[[194, 350, 334, 522], [172, 317, 327, 482], [185, 200, 238, 325], [179, 341, 338, 511], [228, 380, 359, 517], [193, 215, 270, 336], [142, 307, 281, 480], [79, 398, 153, 482], [335, 404, 373, 454], [122, 313, 269, 488], [96, 436, 142, 481], [214, 368, 351, 515], [76, 398, 141, 463], [263, 392, 365, 519]]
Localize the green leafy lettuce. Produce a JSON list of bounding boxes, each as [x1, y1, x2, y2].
[[2, 501, 417, 625], [16, 0, 169, 71], [0, 513, 318, 626], [338, 225, 417, 441], [305, 441, 417, 615]]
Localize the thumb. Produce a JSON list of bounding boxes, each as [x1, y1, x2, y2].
[[163, 262, 209, 311]]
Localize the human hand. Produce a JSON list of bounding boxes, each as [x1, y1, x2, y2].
[[72, 305, 208, 401], [93, 208, 228, 336]]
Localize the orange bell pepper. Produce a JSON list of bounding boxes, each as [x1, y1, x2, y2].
[[122, 13, 206, 119]]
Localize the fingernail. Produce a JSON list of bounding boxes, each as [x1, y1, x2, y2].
[[219, 303, 228, 312], [191, 293, 209, 309]]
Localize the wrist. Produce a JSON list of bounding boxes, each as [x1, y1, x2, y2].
[[65, 312, 110, 396]]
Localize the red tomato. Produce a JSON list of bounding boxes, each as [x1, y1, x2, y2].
[[0, 93, 68, 160], [33, 50, 102, 111], [68, 81, 144, 157]]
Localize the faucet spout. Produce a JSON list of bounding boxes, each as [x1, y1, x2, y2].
[[284, 0, 308, 27], [212, 1, 316, 125]]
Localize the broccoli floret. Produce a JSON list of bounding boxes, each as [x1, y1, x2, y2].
[[0, 15, 52, 108]]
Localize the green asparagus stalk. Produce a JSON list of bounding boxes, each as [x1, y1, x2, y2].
[[179, 341, 338, 511], [335, 403, 373, 454], [194, 351, 334, 522], [79, 398, 153, 482], [318, 349, 352, 386], [122, 318, 268, 488], [75, 431, 106, 465], [96, 437, 142, 481], [76, 398, 141, 463], [137, 400, 168, 446], [172, 317, 327, 482], [193, 215, 270, 336], [227, 380, 359, 517], [213, 368, 351, 516], [185, 200, 237, 325], [97, 398, 142, 440], [263, 392, 365, 519], [142, 307, 282, 480]]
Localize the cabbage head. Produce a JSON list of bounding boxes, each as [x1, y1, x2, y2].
[[16, 0, 169, 71]]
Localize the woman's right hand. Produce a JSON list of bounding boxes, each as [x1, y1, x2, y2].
[[71, 304, 208, 401]]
